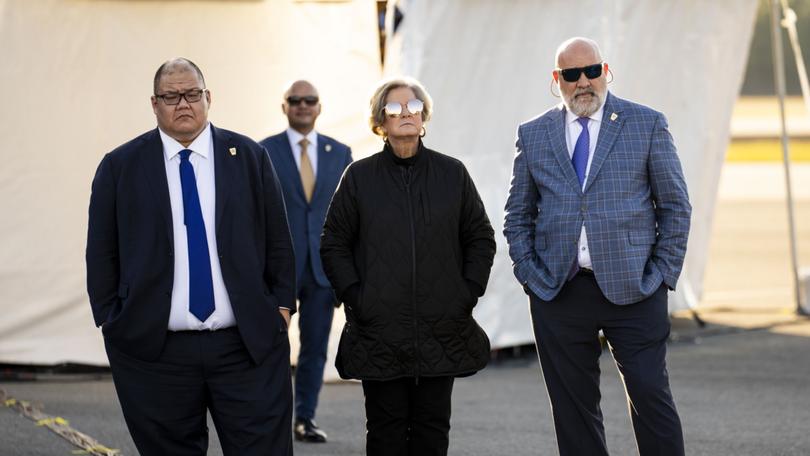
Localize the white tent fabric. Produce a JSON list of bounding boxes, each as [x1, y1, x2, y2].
[[0, 0, 382, 366], [0, 0, 759, 368], [383, 0, 758, 349]]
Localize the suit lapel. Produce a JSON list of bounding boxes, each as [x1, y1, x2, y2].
[[311, 134, 333, 203], [212, 125, 234, 233], [548, 106, 582, 193], [584, 93, 624, 193], [141, 129, 174, 245], [275, 134, 307, 205]]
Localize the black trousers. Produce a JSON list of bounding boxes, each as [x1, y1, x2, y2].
[[529, 272, 684, 456], [105, 327, 293, 456], [362, 376, 454, 456]]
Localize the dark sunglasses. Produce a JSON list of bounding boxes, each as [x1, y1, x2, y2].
[[286, 95, 319, 106], [556, 63, 604, 83]]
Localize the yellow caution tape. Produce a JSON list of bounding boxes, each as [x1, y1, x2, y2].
[[36, 416, 69, 426]]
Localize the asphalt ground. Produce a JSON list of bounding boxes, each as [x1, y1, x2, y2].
[[2, 163, 808, 455], [2, 312, 810, 456]]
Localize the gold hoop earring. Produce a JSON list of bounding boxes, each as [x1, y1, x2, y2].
[[607, 69, 614, 84], [420, 126, 426, 137], [550, 80, 560, 98]]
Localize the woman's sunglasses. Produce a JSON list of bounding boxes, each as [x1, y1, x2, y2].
[[556, 63, 604, 83], [383, 99, 424, 117]]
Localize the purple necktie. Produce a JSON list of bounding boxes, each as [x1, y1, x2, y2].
[[572, 117, 590, 187], [567, 117, 590, 280]]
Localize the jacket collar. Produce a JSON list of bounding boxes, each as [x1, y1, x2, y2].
[[383, 139, 426, 167]]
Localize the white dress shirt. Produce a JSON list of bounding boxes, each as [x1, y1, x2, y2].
[[159, 124, 236, 331], [564, 100, 606, 270], [286, 128, 318, 177]]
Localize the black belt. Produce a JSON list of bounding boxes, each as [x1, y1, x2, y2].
[[578, 268, 594, 276]]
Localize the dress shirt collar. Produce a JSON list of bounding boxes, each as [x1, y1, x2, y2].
[[159, 123, 212, 161], [564, 97, 606, 125], [286, 127, 317, 149]]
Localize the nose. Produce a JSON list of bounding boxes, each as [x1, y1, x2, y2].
[[176, 96, 192, 109], [576, 72, 591, 87]]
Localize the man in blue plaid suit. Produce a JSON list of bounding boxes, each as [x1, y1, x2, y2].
[[504, 37, 690, 456]]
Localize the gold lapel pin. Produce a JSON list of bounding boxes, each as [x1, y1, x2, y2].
[[325, 144, 332, 152], [229, 147, 237, 156], [610, 112, 618, 121]]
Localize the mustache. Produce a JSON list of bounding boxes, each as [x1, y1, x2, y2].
[[574, 88, 596, 98]]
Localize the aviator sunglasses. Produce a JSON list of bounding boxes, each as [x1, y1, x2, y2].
[[383, 98, 424, 117], [287, 95, 319, 106], [556, 63, 604, 83]]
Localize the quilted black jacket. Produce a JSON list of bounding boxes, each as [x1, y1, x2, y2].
[[320, 142, 496, 381]]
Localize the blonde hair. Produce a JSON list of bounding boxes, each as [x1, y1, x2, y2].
[[368, 76, 433, 137]]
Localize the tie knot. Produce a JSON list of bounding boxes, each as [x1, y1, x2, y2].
[[299, 138, 310, 149], [577, 117, 589, 128], [179, 149, 192, 161]]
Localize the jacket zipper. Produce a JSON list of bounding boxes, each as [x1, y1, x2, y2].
[[402, 166, 420, 384]]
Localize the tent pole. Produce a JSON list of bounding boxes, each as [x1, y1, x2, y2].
[[769, 0, 806, 315]]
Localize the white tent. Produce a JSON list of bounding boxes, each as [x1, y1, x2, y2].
[[0, 0, 382, 366], [0, 0, 759, 366], [383, 0, 758, 348]]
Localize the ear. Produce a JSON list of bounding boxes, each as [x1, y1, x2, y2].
[[552, 70, 559, 83], [151, 96, 158, 114], [281, 103, 288, 115], [604, 63, 609, 74]]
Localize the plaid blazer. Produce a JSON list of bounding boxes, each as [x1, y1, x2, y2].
[[503, 93, 691, 305]]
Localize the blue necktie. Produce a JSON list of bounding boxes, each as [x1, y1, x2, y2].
[[572, 117, 590, 187], [568, 117, 590, 280], [179, 149, 215, 322]]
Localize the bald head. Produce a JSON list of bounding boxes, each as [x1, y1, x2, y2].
[[552, 37, 607, 117], [555, 37, 603, 68], [282, 79, 321, 134], [283, 80, 319, 100], [153, 58, 206, 95]]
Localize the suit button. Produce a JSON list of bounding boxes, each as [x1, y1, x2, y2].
[[168, 252, 173, 257], [219, 254, 224, 259], [165, 291, 172, 297]]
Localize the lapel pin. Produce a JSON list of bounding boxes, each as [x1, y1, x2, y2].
[[325, 144, 332, 152], [610, 112, 618, 121], [229, 147, 237, 156]]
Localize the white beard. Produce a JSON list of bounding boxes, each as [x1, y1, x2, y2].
[[563, 87, 603, 117]]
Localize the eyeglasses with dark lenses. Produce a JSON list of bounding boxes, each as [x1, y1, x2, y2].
[[383, 99, 424, 117], [286, 96, 319, 107], [557, 63, 603, 83], [155, 89, 206, 105]]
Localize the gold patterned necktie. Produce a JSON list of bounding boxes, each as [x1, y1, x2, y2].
[[299, 138, 315, 202]]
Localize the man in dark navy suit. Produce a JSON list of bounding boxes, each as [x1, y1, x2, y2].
[[86, 58, 296, 455], [260, 80, 352, 443]]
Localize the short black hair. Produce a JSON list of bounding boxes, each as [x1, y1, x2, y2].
[[153, 58, 206, 94]]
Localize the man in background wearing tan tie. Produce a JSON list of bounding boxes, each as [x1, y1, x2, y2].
[[259, 80, 353, 444]]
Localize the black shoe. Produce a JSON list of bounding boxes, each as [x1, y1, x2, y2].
[[294, 418, 328, 443]]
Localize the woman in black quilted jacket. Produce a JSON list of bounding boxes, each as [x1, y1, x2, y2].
[[320, 76, 496, 456]]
